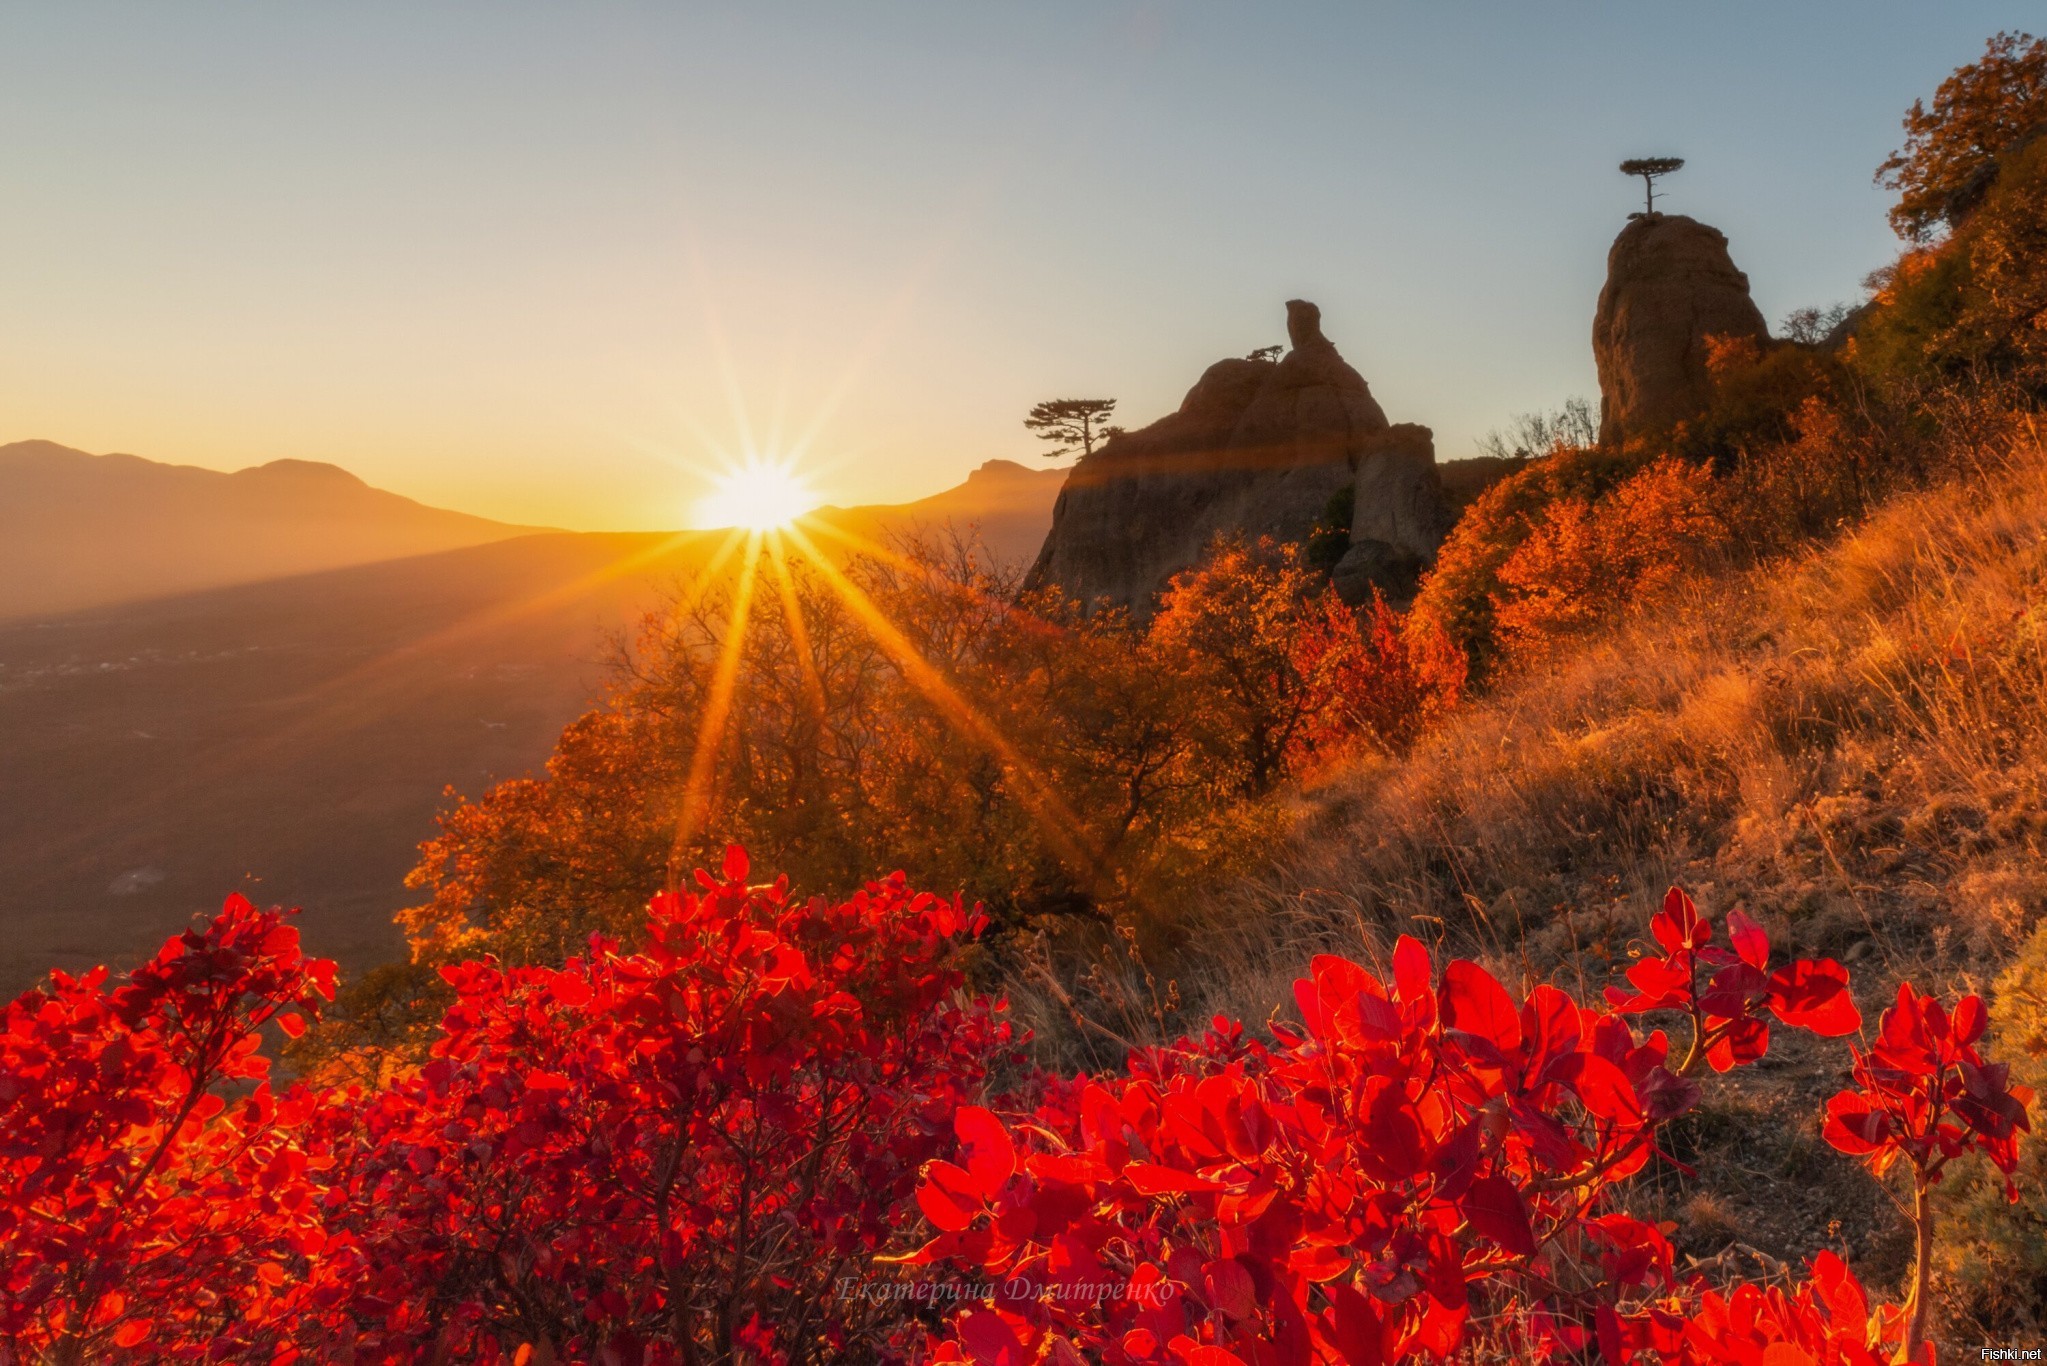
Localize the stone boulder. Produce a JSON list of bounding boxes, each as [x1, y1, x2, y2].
[[1592, 214, 1769, 446], [1025, 301, 1450, 617], [1331, 424, 1444, 604]]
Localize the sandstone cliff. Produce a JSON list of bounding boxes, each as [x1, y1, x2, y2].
[[1025, 301, 1450, 616], [1592, 214, 1769, 446]]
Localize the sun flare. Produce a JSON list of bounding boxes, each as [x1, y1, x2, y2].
[[696, 457, 818, 531]]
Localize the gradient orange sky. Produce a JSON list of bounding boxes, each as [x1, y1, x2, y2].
[[2, 3, 2035, 530]]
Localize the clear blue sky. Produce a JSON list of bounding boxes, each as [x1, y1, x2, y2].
[[1, 3, 2033, 528]]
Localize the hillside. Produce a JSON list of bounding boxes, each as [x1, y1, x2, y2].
[[1176, 429, 2047, 1297], [0, 532, 717, 993], [1265, 435, 2046, 961], [0, 440, 553, 619]]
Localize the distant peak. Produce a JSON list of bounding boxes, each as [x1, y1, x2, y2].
[[234, 458, 367, 486], [967, 458, 1046, 481]]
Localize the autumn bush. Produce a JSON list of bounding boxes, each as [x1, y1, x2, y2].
[[1857, 133, 2047, 396], [314, 850, 1016, 1363], [1146, 538, 1463, 788], [3, 853, 1017, 1364], [1409, 440, 1657, 681], [1876, 30, 2047, 245], [1488, 457, 1722, 667], [907, 887, 1896, 1365], [5, 868, 2033, 1364], [0, 897, 339, 1362]]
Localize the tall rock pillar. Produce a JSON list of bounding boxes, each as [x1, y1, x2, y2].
[[1592, 214, 1769, 446]]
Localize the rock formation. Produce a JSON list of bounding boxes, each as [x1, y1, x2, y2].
[[1025, 301, 1451, 616], [1329, 424, 1449, 604], [1592, 214, 1769, 446]]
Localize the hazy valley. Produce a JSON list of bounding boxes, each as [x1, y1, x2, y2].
[[0, 452, 1065, 992]]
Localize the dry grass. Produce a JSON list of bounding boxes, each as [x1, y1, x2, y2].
[[1220, 423, 2047, 1005]]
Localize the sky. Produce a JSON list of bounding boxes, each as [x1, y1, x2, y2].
[[2, 3, 2037, 531]]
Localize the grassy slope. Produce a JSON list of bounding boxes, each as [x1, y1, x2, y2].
[[1176, 426, 2045, 1302]]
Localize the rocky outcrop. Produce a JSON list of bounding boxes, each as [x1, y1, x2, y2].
[[1026, 301, 1450, 616], [1330, 424, 1446, 604], [1592, 214, 1769, 446]]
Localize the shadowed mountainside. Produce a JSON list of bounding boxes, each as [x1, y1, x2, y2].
[[0, 532, 697, 993], [0, 440, 550, 619]]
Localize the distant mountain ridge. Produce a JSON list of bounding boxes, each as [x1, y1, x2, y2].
[[0, 440, 548, 619], [0, 443, 1070, 620]]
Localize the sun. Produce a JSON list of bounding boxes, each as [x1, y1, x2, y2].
[[696, 456, 818, 531]]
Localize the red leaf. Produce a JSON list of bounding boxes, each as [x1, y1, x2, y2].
[[1310, 955, 1392, 1047], [1766, 959, 1860, 1036], [1441, 960, 1521, 1053], [1361, 1086, 1429, 1179], [113, 1320, 153, 1348], [1124, 1162, 1222, 1195], [1320, 1283, 1385, 1364], [1606, 956, 1692, 1014], [1952, 993, 1988, 1046], [1203, 1258, 1257, 1322], [1391, 936, 1432, 1006], [1821, 1090, 1890, 1156], [721, 844, 750, 883], [918, 1161, 982, 1231], [955, 1309, 1029, 1366], [1554, 1051, 1645, 1128], [1725, 910, 1770, 970], [1809, 1249, 1867, 1328], [1651, 887, 1708, 953], [1462, 1174, 1536, 1255], [955, 1106, 1016, 1193], [1704, 1016, 1770, 1073]]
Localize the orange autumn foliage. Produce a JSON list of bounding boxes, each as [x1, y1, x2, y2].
[[396, 535, 1466, 972], [1490, 457, 1724, 664]]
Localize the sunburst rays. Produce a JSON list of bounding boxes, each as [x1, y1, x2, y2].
[[667, 530, 762, 885], [644, 504, 1105, 901]]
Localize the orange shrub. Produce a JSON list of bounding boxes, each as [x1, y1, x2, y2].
[[1149, 538, 1465, 792], [1490, 456, 1723, 664], [1410, 442, 1656, 682], [1286, 589, 1466, 773]]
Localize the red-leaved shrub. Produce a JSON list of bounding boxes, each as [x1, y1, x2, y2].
[[902, 889, 1897, 1365], [310, 848, 1015, 1363], [0, 896, 337, 1361], [1821, 982, 2032, 1357], [0, 862, 2031, 1364]]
